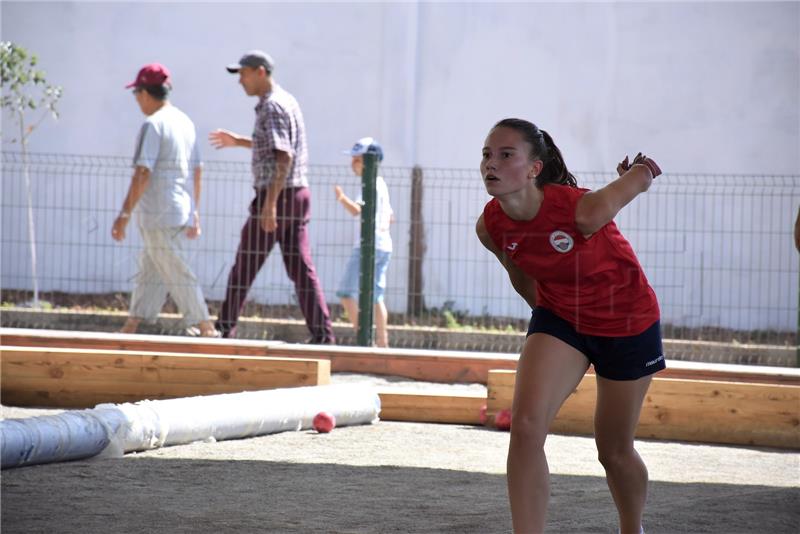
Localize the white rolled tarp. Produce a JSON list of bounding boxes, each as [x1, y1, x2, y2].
[[1, 385, 381, 469]]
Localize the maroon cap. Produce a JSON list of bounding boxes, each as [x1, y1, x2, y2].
[[125, 63, 171, 89]]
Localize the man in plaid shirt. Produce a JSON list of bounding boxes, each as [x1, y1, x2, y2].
[[209, 50, 334, 343]]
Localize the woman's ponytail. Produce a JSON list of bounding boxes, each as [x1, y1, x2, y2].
[[537, 129, 577, 188]]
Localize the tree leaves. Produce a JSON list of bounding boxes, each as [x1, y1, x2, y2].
[[0, 41, 62, 142]]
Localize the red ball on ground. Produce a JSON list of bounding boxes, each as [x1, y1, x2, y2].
[[479, 404, 488, 425], [495, 408, 512, 431], [313, 411, 336, 433]]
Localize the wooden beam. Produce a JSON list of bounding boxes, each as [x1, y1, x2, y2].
[[378, 390, 486, 425], [2, 378, 292, 409], [1, 346, 330, 409], [4, 328, 799, 386], [0, 328, 283, 357], [487, 370, 800, 450], [0, 328, 518, 384]]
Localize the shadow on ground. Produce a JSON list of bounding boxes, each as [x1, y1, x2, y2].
[[2, 458, 798, 533]]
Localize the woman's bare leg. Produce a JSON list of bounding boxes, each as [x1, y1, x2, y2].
[[507, 333, 589, 533], [594, 375, 653, 534]]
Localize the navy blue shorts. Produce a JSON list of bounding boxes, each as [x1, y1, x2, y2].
[[526, 307, 666, 381]]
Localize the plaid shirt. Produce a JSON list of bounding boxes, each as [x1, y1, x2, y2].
[[251, 84, 309, 189]]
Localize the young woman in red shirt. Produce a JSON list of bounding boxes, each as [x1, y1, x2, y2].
[[476, 118, 664, 534]]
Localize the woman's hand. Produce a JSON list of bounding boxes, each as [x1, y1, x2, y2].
[[631, 152, 661, 179], [617, 155, 630, 176]]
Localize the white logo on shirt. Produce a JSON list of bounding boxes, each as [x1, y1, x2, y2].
[[506, 242, 518, 252], [549, 231, 574, 253]]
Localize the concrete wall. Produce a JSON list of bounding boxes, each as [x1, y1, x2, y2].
[[2, 1, 798, 331]]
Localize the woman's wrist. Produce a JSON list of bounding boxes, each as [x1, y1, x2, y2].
[[631, 154, 661, 179], [640, 158, 661, 179]]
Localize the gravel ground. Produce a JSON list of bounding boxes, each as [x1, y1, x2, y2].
[[2, 374, 798, 533]]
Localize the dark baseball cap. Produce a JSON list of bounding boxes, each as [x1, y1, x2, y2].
[[125, 63, 171, 89], [226, 50, 274, 74]]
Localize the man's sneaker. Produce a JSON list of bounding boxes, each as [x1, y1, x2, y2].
[[303, 336, 335, 345], [214, 321, 236, 339]]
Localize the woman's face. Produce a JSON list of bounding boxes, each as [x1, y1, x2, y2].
[[480, 126, 541, 197]]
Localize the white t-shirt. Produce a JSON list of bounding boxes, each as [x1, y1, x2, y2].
[[132, 105, 201, 229], [355, 175, 393, 252]]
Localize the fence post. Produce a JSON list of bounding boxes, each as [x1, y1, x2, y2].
[[407, 165, 426, 316], [357, 153, 378, 346]]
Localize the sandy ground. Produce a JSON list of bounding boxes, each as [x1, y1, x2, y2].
[[2, 374, 799, 533]]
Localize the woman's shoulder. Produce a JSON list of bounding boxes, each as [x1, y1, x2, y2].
[[481, 197, 518, 242], [542, 183, 591, 196], [541, 184, 591, 209], [482, 197, 502, 219]]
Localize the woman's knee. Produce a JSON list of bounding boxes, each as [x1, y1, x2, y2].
[[509, 411, 549, 448], [596, 444, 637, 471]]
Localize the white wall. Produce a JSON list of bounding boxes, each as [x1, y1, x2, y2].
[[3, 2, 797, 172], [2, 1, 798, 331], [412, 2, 799, 174]]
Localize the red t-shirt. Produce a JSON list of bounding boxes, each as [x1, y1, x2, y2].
[[483, 184, 659, 336]]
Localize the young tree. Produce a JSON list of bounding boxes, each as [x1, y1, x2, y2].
[[1, 41, 62, 307]]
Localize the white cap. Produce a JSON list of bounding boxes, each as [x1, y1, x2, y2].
[[343, 137, 383, 162]]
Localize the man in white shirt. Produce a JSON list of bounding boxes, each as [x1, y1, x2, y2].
[[111, 63, 216, 337]]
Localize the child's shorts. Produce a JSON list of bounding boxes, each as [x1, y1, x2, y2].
[[336, 247, 391, 303], [526, 307, 666, 380]]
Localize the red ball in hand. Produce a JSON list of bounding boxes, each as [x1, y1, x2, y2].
[[313, 411, 336, 433]]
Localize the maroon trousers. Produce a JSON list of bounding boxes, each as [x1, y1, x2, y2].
[[216, 187, 334, 342]]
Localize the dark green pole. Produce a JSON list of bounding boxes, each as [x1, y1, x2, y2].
[[357, 153, 378, 346]]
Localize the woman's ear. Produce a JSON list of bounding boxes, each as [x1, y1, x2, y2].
[[529, 159, 544, 179]]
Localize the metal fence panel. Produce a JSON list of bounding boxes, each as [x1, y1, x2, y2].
[[2, 152, 798, 351]]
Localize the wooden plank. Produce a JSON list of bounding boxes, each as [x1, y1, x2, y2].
[[378, 390, 486, 425], [2, 348, 147, 382], [0, 328, 279, 357], [486, 370, 800, 449], [637, 378, 800, 448], [487, 369, 516, 412], [3, 387, 149, 409], [1, 346, 330, 408], [0, 328, 518, 384], [1, 346, 328, 385], [2, 378, 281, 408], [3, 327, 798, 386]]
